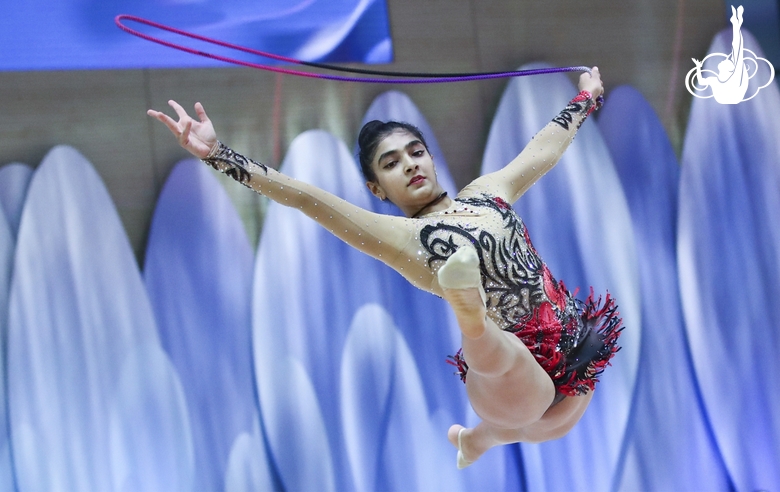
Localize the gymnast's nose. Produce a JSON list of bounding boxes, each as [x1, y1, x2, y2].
[[403, 156, 418, 174]]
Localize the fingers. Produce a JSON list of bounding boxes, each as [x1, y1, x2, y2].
[[582, 66, 600, 78], [168, 99, 189, 120], [180, 120, 192, 146], [592, 67, 602, 82], [194, 102, 209, 123], [579, 67, 604, 100], [147, 109, 182, 136], [581, 68, 602, 83], [589, 67, 601, 84]]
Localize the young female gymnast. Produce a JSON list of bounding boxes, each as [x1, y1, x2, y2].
[[148, 67, 621, 468]]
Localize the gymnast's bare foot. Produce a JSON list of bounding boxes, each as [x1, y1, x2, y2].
[[438, 246, 487, 338]]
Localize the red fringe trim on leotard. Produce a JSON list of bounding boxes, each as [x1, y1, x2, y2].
[[446, 289, 623, 396], [446, 349, 468, 382]]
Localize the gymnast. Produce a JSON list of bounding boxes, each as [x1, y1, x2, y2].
[[692, 5, 748, 104], [147, 66, 622, 469]]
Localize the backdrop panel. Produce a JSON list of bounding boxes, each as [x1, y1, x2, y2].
[[0, 163, 34, 240], [0, 190, 14, 492], [678, 29, 780, 491], [7, 147, 192, 491], [144, 159, 274, 490]]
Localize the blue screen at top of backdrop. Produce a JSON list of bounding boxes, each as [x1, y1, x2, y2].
[[0, 0, 393, 71]]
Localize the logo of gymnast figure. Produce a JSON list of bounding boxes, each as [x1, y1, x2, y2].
[[685, 5, 775, 104]]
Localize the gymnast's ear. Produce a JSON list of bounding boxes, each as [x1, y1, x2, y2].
[[366, 181, 386, 201]]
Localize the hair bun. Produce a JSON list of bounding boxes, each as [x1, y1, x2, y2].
[[358, 120, 385, 151]]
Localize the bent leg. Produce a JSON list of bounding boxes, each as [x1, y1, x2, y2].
[[439, 247, 555, 428], [515, 391, 594, 442], [439, 247, 556, 431], [462, 328, 555, 428], [439, 246, 584, 467], [449, 392, 593, 465]]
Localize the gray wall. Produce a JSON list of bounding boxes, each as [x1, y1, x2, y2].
[[0, 0, 725, 262]]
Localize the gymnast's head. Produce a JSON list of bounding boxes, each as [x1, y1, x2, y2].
[[358, 120, 447, 217], [717, 58, 736, 81]]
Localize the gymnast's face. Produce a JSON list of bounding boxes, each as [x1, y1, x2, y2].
[[367, 130, 444, 216]]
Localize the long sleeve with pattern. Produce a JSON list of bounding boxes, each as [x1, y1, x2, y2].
[[202, 141, 435, 291]]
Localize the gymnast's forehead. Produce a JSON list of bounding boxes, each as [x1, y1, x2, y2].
[[374, 131, 426, 159]]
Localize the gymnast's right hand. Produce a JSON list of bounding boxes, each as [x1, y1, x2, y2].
[[147, 100, 217, 159]]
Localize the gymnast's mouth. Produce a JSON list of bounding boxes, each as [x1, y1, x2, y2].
[[409, 175, 426, 186]]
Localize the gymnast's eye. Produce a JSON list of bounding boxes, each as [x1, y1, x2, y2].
[[384, 161, 397, 169], [412, 149, 425, 157]]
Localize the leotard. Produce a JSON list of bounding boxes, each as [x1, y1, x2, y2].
[[202, 92, 622, 396]]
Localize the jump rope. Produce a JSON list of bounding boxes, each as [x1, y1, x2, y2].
[[115, 13, 604, 96]]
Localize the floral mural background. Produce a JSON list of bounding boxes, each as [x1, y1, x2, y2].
[[0, 27, 779, 492]]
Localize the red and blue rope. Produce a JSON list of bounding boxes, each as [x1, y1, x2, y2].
[[115, 14, 598, 85]]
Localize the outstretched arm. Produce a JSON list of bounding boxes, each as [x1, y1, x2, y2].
[[148, 101, 424, 283], [463, 68, 604, 203]]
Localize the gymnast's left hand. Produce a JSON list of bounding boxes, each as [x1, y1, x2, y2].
[[578, 66, 604, 100], [147, 100, 217, 159]]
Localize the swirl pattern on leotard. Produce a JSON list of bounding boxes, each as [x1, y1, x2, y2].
[[420, 194, 621, 396]]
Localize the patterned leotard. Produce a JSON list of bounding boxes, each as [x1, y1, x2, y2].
[[396, 187, 621, 396], [406, 189, 621, 396]]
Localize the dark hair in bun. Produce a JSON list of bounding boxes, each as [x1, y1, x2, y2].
[[358, 120, 429, 182]]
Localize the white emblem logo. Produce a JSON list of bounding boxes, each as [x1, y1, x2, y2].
[[685, 5, 775, 104]]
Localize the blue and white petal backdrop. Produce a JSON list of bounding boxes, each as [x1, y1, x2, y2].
[[3, 26, 780, 492]]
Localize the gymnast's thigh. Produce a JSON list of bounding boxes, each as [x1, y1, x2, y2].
[[464, 335, 556, 428]]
